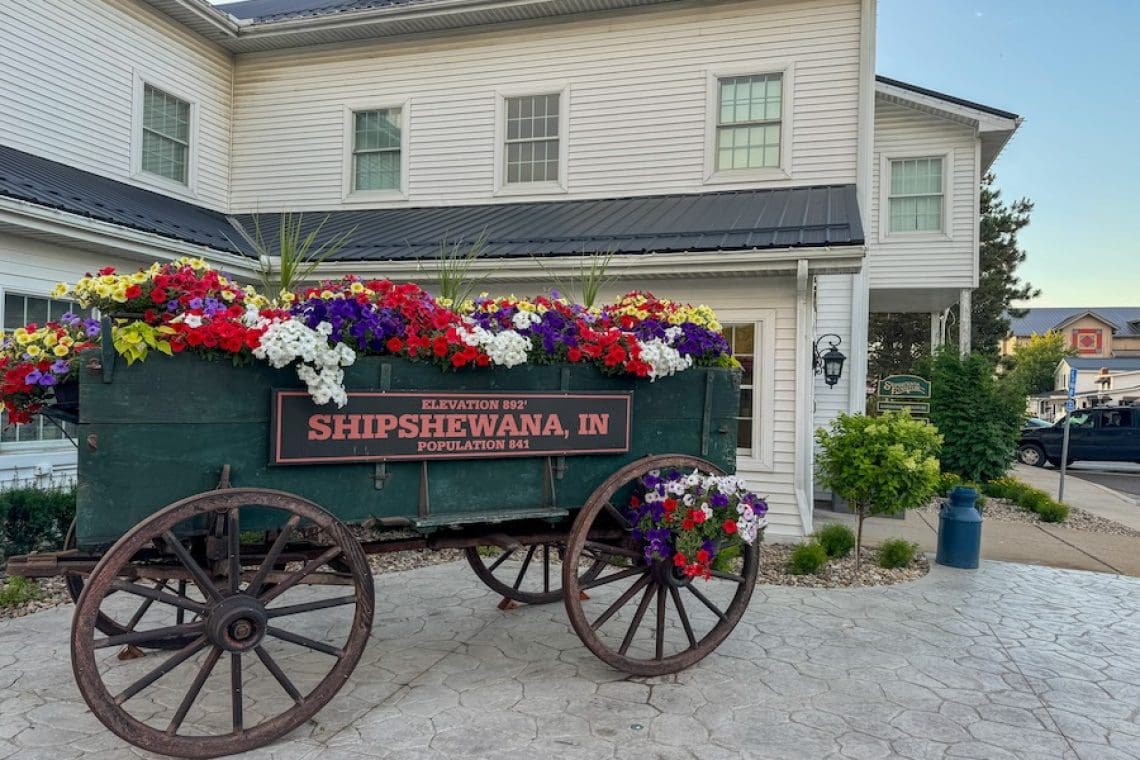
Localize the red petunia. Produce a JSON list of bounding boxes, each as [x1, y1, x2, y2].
[[723, 519, 738, 535], [691, 509, 706, 525], [696, 549, 709, 564], [673, 552, 687, 567], [124, 284, 142, 300], [681, 517, 695, 531], [386, 337, 404, 353], [663, 498, 677, 514], [150, 288, 167, 304]]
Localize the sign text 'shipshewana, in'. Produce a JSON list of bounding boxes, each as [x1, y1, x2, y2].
[[271, 390, 631, 464]]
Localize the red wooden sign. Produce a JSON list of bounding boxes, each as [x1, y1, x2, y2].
[[271, 390, 632, 465]]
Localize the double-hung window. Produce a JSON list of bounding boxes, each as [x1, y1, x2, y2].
[[352, 108, 403, 192], [723, 324, 756, 450], [504, 94, 561, 184], [141, 84, 191, 185], [1, 293, 80, 447], [715, 74, 782, 172], [888, 158, 944, 233]]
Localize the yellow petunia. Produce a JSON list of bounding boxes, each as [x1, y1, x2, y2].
[[25, 344, 43, 358], [52, 344, 69, 357]]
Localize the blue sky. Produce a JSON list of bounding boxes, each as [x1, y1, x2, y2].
[[878, 1, 1138, 307]]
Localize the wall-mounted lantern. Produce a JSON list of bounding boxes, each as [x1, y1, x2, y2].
[[813, 333, 846, 388]]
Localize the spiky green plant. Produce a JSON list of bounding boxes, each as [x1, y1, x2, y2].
[[432, 232, 488, 307], [532, 249, 615, 308], [238, 213, 355, 301]]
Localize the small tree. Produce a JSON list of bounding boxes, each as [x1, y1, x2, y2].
[[815, 411, 942, 570], [928, 349, 1024, 482], [1002, 331, 1073, 395]]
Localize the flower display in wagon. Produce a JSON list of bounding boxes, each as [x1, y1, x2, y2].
[[626, 468, 767, 580], [0, 313, 101, 423]]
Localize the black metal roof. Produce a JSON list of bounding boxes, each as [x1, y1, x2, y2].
[[1, 142, 861, 261], [231, 185, 863, 262], [215, 0, 422, 23], [876, 76, 1020, 121], [0, 145, 250, 255]]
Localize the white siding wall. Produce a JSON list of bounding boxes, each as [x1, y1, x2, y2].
[[0, 0, 233, 210], [867, 99, 979, 290], [811, 274, 855, 496], [0, 233, 151, 486], [230, 0, 861, 211]]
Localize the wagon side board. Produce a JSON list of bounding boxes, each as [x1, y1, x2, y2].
[[75, 354, 740, 550]]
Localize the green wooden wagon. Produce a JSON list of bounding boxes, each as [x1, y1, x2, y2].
[[7, 343, 759, 759]]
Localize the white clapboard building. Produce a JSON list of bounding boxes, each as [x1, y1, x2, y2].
[[0, 0, 1019, 537]]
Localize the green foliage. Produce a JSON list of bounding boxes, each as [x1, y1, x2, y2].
[[112, 321, 176, 364], [877, 539, 917, 569], [815, 523, 856, 559], [1001, 331, 1074, 395], [787, 542, 828, 575], [0, 486, 76, 560], [816, 411, 942, 568], [981, 477, 1068, 522], [533, 250, 615, 308], [0, 575, 40, 608], [936, 471, 962, 495], [928, 350, 1023, 483], [434, 232, 488, 307], [245, 213, 355, 300]]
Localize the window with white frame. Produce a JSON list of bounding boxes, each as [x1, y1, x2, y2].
[[715, 74, 782, 172], [352, 108, 403, 192], [724, 324, 756, 450], [141, 84, 191, 185], [888, 157, 944, 233], [1, 292, 80, 447], [504, 94, 560, 184]]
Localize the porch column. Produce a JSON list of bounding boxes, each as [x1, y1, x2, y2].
[[958, 289, 972, 357], [930, 312, 943, 354]]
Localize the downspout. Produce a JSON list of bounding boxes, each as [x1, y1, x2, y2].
[[795, 259, 815, 535], [849, 0, 877, 414]]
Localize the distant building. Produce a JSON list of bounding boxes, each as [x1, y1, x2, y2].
[[1003, 308, 1140, 359]]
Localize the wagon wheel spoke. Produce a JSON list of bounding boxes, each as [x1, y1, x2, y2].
[[176, 579, 187, 626], [603, 502, 631, 529], [266, 595, 358, 619], [231, 652, 243, 732], [259, 546, 343, 605], [120, 580, 169, 633], [617, 584, 656, 656], [584, 541, 642, 561], [513, 545, 537, 591], [486, 548, 515, 573], [580, 565, 645, 590], [266, 626, 345, 658], [542, 544, 551, 593], [685, 584, 728, 622], [94, 621, 206, 650], [162, 530, 224, 603], [110, 579, 208, 616], [166, 646, 222, 735], [668, 584, 698, 649], [228, 507, 241, 595], [591, 573, 650, 631], [709, 569, 746, 583], [247, 514, 301, 597], [655, 585, 666, 660], [255, 645, 303, 706], [113, 635, 209, 705]]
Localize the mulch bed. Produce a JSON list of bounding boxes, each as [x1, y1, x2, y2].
[[758, 542, 929, 589], [917, 497, 1140, 537]]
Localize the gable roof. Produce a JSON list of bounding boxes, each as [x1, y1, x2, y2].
[[0, 143, 862, 265], [875, 76, 1019, 120], [1011, 307, 1140, 337], [0, 144, 252, 256]]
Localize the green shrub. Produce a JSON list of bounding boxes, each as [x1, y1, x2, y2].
[[936, 471, 962, 495], [1036, 501, 1069, 523], [0, 575, 40, 608], [815, 523, 856, 559], [877, 539, 917, 569], [927, 350, 1024, 483], [0, 486, 76, 560], [815, 411, 942, 569], [787, 542, 828, 575]]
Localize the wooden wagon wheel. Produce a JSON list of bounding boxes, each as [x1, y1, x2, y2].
[[71, 488, 374, 759], [464, 541, 605, 606], [64, 520, 200, 650], [562, 455, 759, 677]]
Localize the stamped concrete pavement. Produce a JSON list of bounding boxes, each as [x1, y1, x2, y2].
[[2, 559, 1139, 760]]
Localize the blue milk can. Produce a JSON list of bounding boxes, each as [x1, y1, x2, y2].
[[935, 486, 982, 569]]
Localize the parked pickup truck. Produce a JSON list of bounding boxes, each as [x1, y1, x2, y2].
[[1018, 406, 1140, 467]]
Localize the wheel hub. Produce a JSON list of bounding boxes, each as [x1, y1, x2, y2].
[[206, 595, 268, 652], [650, 559, 692, 589]]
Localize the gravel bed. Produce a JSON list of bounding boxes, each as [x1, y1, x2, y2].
[[759, 542, 929, 589], [917, 497, 1140, 537]]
